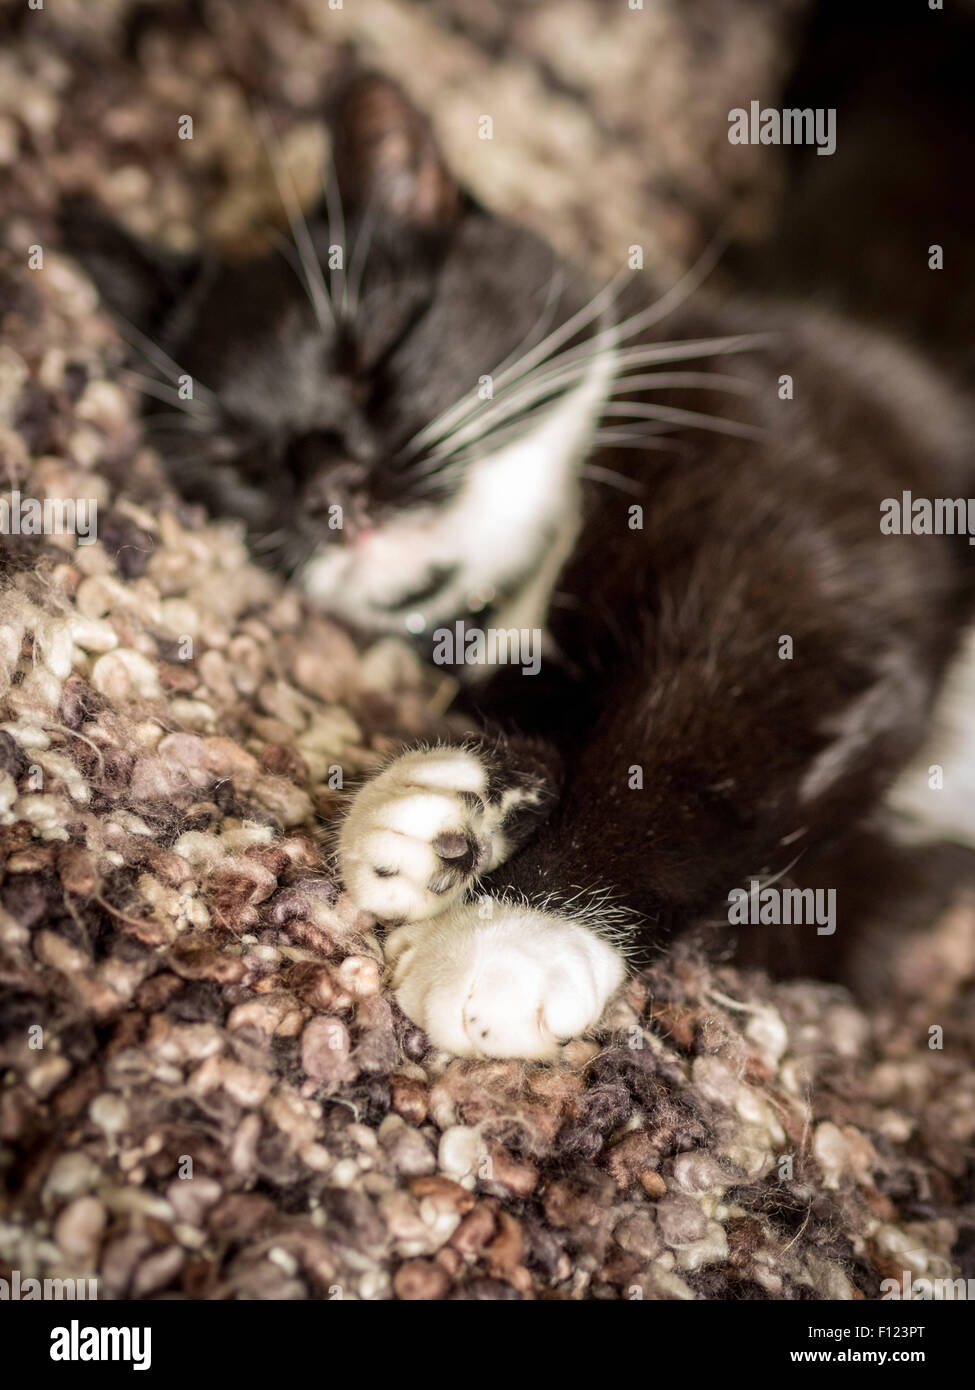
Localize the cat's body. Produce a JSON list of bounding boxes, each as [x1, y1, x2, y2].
[[64, 74, 975, 1058]]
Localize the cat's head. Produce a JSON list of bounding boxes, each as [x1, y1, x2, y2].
[[63, 75, 617, 638]]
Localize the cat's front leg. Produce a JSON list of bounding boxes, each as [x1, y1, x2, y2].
[[338, 739, 627, 1056], [337, 740, 553, 924]]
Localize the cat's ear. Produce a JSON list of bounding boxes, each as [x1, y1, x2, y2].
[[329, 73, 460, 231], [58, 196, 202, 333]]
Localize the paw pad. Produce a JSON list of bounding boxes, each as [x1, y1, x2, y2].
[[339, 748, 494, 922]]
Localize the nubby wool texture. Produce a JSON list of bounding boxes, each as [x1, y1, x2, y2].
[[0, 0, 973, 1300]]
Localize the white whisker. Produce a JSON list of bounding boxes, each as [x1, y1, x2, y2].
[[591, 431, 685, 452], [423, 334, 770, 466], [120, 370, 211, 418], [601, 400, 764, 440], [606, 370, 757, 396], [398, 231, 752, 467], [603, 232, 729, 344], [489, 260, 567, 381], [320, 158, 348, 317], [255, 107, 334, 332], [402, 267, 630, 460], [467, 232, 731, 414], [345, 198, 378, 319], [579, 464, 646, 494], [114, 319, 219, 413], [542, 331, 775, 385]]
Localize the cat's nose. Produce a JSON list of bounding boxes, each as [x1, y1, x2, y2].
[[303, 461, 370, 534]]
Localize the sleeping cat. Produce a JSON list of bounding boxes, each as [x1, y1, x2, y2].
[[63, 74, 975, 1059]]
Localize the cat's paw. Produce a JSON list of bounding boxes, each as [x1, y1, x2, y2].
[[385, 901, 626, 1059], [339, 747, 503, 923]]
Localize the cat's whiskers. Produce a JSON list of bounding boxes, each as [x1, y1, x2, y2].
[[416, 395, 608, 483], [412, 331, 622, 469], [415, 353, 764, 483], [120, 370, 213, 421], [399, 258, 569, 471], [485, 259, 568, 382], [399, 268, 630, 461], [402, 233, 733, 465], [344, 197, 378, 320], [598, 231, 729, 345], [606, 370, 757, 396], [114, 317, 220, 418], [419, 335, 770, 469], [485, 270, 624, 394], [140, 415, 211, 439], [510, 331, 775, 403], [256, 107, 335, 333], [254, 110, 384, 329], [320, 158, 348, 319], [520, 231, 732, 385], [591, 430, 681, 451], [578, 463, 647, 494], [601, 400, 765, 440], [264, 222, 315, 292], [422, 412, 614, 482]]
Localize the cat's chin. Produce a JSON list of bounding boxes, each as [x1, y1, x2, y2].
[[299, 527, 451, 637]]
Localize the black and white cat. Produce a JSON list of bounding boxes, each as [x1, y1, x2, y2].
[[64, 74, 975, 1059]]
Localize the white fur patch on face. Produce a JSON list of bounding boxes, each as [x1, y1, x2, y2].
[[299, 344, 616, 648]]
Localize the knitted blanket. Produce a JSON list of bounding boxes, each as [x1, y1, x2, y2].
[[1, 0, 972, 1301]]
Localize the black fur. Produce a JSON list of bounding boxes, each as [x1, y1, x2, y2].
[[62, 65, 975, 987]]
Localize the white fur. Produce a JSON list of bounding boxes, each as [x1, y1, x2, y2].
[[339, 746, 626, 1057], [299, 346, 616, 655], [800, 649, 928, 805], [338, 747, 495, 921], [885, 625, 975, 848], [385, 901, 626, 1060]]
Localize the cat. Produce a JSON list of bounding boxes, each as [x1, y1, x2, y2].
[[62, 73, 975, 1059]]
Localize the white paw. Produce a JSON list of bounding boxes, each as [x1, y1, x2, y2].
[[385, 901, 626, 1059], [339, 747, 503, 923]]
